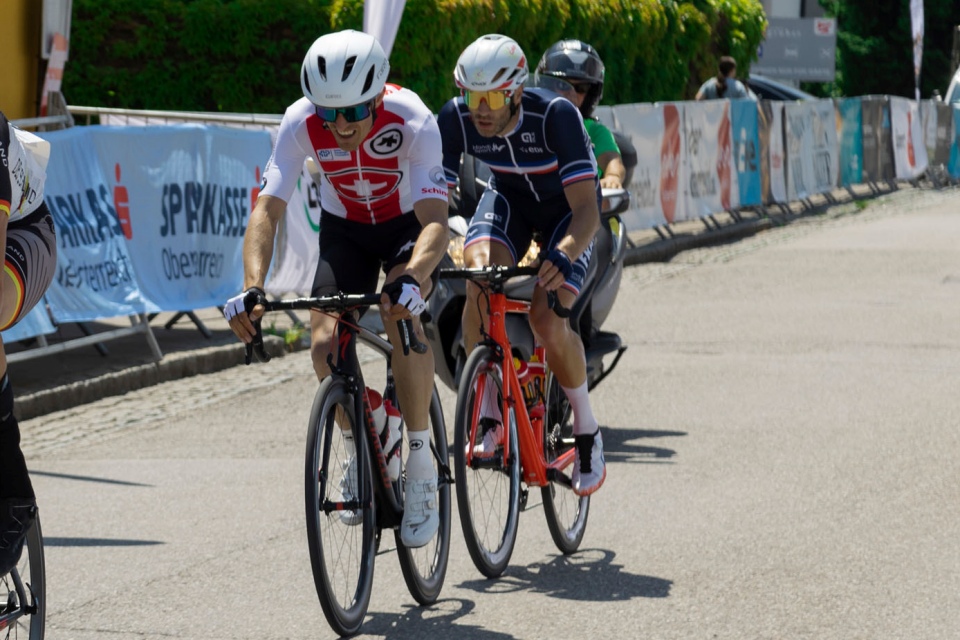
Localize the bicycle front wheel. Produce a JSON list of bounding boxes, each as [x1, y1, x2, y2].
[[0, 510, 45, 640], [304, 377, 376, 637], [395, 388, 451, 604], [542, 375, 590, 554], [453, 346, 521, 578]]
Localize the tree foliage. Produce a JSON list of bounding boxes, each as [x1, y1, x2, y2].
[[62, 0, 766, 113]]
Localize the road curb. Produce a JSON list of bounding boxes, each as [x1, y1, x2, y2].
[[16, 335, 287, 421]]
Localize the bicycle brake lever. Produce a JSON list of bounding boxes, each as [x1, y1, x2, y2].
[[244, 321, 272, 364], [547, 291, 572, 319], [397, 318, 428, 356]]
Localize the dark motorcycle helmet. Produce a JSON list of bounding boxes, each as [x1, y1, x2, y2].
[[535, 39, 604, 118]]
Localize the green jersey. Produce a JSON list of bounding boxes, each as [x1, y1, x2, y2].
[[584, 118, 620, 177]]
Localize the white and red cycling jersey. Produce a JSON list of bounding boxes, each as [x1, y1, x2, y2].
[[260, 83, 448, 224]]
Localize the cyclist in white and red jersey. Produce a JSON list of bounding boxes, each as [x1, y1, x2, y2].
[[224, 30, 448, 548], [437, 34, 606, 496], [0, 111, 58, 575]]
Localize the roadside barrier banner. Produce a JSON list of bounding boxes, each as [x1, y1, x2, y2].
[[837, 98, 864, 186], [889, 96, 928, 179], [97, 125, 269, 311], [730, 100, 762, 207], [949, 106, 960, 177], [759, 101, 788, 204], [785, 100, 839, 200], [37, 127, 152, 321], [682, 100, 739, 219], [610, 103, 672, 228], [265, 169, 323, 296], [861, 96, 895, 182]]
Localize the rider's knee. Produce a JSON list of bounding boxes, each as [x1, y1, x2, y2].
[[310, 340, 333, 378]]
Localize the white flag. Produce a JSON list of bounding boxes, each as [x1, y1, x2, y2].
[[910, 0, 924, 101], [363, 0, 407, 58]]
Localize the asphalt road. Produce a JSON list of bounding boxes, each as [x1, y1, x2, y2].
[[21, 187, 960, 639]]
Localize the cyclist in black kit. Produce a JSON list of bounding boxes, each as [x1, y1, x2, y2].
[[437, 34, 606, 496], [0, 111, 58, 575]]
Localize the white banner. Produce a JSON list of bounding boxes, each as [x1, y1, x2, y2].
[[911, 0, 924, 101], [265, 170, 322, 296], [608, 103, 672, 229], [364, 0, 407, 57], [889, 96, 928, 179], [682, 101, 739, 219], [766, 101, 788, 203], [784, 101, 839, 200]]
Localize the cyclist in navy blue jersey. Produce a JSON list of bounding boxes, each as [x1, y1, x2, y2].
[[437, 34, 606, 496]]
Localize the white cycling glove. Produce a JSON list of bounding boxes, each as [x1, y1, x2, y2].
[[383, 275, 425, 316], [223, 287, 266, 321]]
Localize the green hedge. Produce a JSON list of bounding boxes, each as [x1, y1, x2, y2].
[[63, 0, 766, 114]]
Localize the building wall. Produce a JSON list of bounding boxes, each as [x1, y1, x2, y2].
[[0, 0, 42, 120]]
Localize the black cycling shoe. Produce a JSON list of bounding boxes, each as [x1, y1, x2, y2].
[[0, 498, 37, 575]]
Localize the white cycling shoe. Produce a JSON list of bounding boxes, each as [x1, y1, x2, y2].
[[338, 457, 362, 526], [400, 475, 439, 548]]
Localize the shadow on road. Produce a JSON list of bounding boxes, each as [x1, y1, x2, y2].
[[601, 426, 686, 464], [458, 549, 671, 602], [31, 469, 153, 487], [44, 537, 164, 547]]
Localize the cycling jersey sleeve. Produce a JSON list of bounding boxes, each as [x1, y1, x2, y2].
[[407, 110, 449, 203], [260, 104, 311, 204], [437, 98, 466, 191], [0, 113, 11, 217], [543, 99, 597, 188]]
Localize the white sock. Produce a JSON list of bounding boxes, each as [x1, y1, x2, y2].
[[562, 380, 598, 436], [480, 368, 503, 423], [405, 430, 434, 480]]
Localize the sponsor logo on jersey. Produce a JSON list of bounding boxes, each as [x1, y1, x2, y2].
[[429, 166, 445, 186], [473, 142, 506, 154], [325, 167, 402, 201], [317, 148, 350, 160], [368, 127, 404, 156], [521, 132, 536, 143]]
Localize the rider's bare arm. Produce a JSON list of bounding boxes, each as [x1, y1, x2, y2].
[[243, 194, 286, 292], [598, 151, 625, 189], [406, 198, 449, 293]]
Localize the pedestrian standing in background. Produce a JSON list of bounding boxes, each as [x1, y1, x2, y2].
[[695, 56, 754, 101]]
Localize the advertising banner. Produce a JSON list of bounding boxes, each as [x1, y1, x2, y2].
[[889, 96, 928, 179], [682, 101, 739, 219], [861, 96, 895, 182], [1, 305, 56, 343], [92, 125, 270, 311], [38, 127, 152, 321], [730, 101, 762, 207], [759, 100, 787, 204], [610, 103, 673, 229], [836, 98, 863, 187], [265, 169, 323, 296]]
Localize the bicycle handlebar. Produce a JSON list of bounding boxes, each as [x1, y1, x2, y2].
[[439, 265, 571, 318], [244, 292, 428, 364]]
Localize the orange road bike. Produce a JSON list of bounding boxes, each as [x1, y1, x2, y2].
[[246, 294, 451, 636], [442, 266, 590, 578], [0, 509, 44, 639]]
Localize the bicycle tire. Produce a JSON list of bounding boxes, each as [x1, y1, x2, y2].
[[0, 510, 45, 640], [395, 388, 452, 604], [304, 377, 376, 637], [541, 376, 590, 554], [453, 346, 521, 578]]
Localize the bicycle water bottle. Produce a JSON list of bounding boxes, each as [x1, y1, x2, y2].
[[366, 387, 401, 481], [513, 357, 545, 418], [526, 355, 546, 419]]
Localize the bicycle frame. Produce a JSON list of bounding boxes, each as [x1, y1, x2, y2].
[[464, 283, 577, 488]]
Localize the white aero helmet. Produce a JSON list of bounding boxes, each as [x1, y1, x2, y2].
[[301, 29, 390, 107], [454, 34, 528, 92]]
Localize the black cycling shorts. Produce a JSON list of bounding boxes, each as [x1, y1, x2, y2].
[[2, 203, 56, 331], [311, 211, 437, 297]]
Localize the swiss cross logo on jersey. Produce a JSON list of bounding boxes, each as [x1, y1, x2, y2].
[[325, 167, 402, 201]]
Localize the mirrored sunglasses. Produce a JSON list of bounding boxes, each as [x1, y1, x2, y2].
[[315, 100, 375, 123], [461, 89, 513, 110]]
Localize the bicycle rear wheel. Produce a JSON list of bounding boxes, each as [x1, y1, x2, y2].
[[453, 346, 521, 578], [542, 376, 590, 554], [395, 388, 451, 604], [304, 377, 376, 637], [0, 510, 44, 640]]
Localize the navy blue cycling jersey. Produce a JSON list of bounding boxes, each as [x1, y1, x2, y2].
[[438, 87, 598, 210]]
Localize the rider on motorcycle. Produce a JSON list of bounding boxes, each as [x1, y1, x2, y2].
[[534, 39, 627, 190], [437, 34, 606, 497]]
